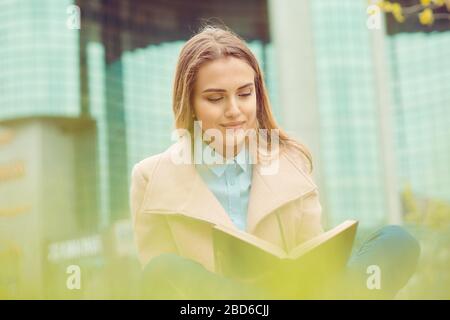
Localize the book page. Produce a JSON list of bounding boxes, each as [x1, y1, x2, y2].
[[213, 224, 288, 258], [288, 220, 358, 259]]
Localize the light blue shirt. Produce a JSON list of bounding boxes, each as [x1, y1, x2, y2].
[[195, 140, 253, 232]]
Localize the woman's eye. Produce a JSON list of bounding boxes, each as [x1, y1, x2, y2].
[[207, 97, 223, 102], [239, 92, 252, 97]]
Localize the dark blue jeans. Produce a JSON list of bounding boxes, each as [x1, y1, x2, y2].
[[141, 225, 420, 299], [338, 225, 421, 299]]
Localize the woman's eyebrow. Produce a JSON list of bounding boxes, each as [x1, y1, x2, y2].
[[202, 82, 253, 93]]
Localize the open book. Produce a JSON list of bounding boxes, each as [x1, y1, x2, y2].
[[212, 220, 358, 298]]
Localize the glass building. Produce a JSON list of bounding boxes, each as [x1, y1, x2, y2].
[[0, 0, 80, 118], [299, 0, 450, 229], [387, 32, 450, 203], [310, 0, 387, 228]]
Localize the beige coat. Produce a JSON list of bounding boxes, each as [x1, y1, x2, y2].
[[130, 141, 324, 273]]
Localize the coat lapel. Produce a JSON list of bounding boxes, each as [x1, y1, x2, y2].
[[246, 151, 317, 233], [139, 143, 236, 229], [140, 141, 317, 234]]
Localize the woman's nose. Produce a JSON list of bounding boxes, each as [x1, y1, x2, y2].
[[224, 97, 241, 118]]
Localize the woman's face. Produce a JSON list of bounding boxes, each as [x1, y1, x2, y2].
[[192, 56, 257, 157]]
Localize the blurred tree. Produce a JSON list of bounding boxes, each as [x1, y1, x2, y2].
[[374, 0, 450, 26], [399, 184, 450, 299], [402, 183, 450, 229], [0, 242, 21, 299]]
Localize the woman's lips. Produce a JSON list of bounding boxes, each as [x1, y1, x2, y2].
[[221, 121, 245, 129]]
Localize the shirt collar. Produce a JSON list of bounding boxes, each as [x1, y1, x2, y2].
[[196, 135, 251, 178]]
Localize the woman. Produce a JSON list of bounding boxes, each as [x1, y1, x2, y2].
[[130, 26, 420, 299]]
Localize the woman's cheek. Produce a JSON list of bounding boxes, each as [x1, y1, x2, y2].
[[199, 109, 222, 130], [244, 101, 257, 125]]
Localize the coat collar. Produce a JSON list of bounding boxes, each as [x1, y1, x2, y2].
[[195, 136, 251, 177], [139, 140, 317, 234]]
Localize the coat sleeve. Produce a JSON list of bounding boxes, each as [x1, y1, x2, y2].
[[130, 161, 179, 269], [295, 188, 324, 246], [286, 148, 325, 246]]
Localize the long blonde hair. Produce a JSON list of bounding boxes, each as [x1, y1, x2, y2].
[[172, 25, 313, 173]]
